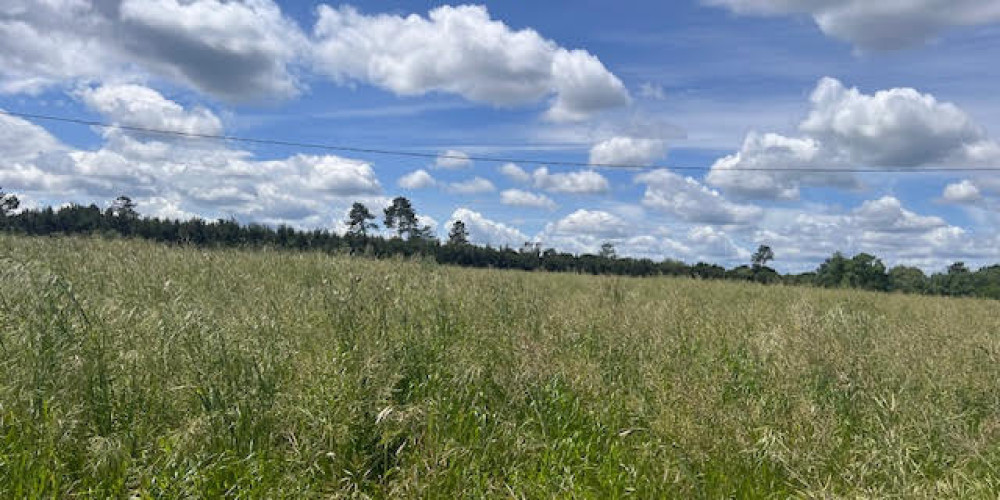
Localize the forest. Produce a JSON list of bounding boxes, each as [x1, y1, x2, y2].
[[2, 189, 999, 299]]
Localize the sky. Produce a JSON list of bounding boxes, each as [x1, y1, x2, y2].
[[3, 0, 1000, 272]]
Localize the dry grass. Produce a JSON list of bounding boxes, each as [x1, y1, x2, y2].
[[2, 235, 999, 498]]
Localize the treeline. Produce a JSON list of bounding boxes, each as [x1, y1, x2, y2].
[[2, 190, 1000, 300]]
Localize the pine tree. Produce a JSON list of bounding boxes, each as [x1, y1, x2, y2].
[[346, 202, 377, 236], [448, 220, 469, 245]]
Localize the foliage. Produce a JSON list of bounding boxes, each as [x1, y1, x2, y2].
[[815, 252, 889, 291], [384, 196, 431, 240], [3, 194, 1000, 300], [347, 202, 378, 237], [752, 244, 774, 269], [447, 220, 469, 246], [599, 242, 617, 259], [0, 186, 19, 217], [2, 235, 1000, 497]]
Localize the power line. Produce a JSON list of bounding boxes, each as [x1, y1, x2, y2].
[[3, 108, 999, 173]]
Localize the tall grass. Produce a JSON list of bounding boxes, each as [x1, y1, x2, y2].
[[2, 235, 999, 498]]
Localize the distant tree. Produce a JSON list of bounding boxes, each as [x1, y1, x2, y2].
[[816, 252, 852, 288], [726, 265, 756, 282], [346, 202, 377, 237], [448, 220, 469, 245], [973, 265, 1000, 299], [944, 261, 975, 296], [0, 186, 20, 217], [752, 244, 774, 269], [520, 241, 541, 255], [599, 242, 617, 259], [948, 262, 970, 275], [691, 262, 726, 280], [850, 253, 889, 291], [410, 224, 435, 241], [888, 266, 928, 294], [383, 196, 423, 239], [111, 195, 137, 219]]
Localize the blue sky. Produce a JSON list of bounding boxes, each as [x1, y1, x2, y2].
[[3, 0, 1000, 271]]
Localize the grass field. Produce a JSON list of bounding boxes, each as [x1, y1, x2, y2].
[[2, 235, 999, 498]]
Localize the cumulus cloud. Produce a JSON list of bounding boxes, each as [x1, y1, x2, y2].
[[636, 169, 762, 224], [500, 189, 556, 210], [536, 209, 636, 255], [532, 209, 751, 262], [398, 169, 436, 189], [801, 77, 994, 167], [751, 196, 996, 270], [434, 150, 472, 169], [0, 110, 65, 162], [707, 78, 1000, 200], [447, 207, 528, 247], [941, 180, 983, 204], [1, 84, 382, 227], [687, 226, 750, 260], [499, 162, 532, 183], [0, 0, 305, 100], [4, 2, 628, 119], [706, 132, 855, 200], [704, 0, 1000, 51], [545, 209, 630, 238], [532, 167, 609, 194], [446, 176, 496, 195], [852, 196, 946, 233], [78, 83, 223, 135], [588, 136, 666, 166], [311, 4, 629, 121]]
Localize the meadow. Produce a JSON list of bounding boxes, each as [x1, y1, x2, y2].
[[2, 235, 999, 498]]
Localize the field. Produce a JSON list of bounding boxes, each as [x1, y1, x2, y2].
[[2, 235, 999, 498]]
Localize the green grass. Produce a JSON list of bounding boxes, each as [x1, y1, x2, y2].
[[2, 235, 999, 498]]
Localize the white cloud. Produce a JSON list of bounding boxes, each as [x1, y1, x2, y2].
[[1, 84, 383, 227], [434, 150, 472, 169], [706, 132, 854, 201], [311, 5, 629, 122], [801, 77, 995, 167], [266, 154, 381, 197], [536, 208, 636, 255], [703, 0, 1000, 51], [752, 196, 996, 271], [499, 162, 532, 183], [0, 109, 65, 162], [398, 169, 436, 189], [852, 196, 946, 233], [0, 0, 305, 100], [636, 169, 762, 224], [447, 176, 496, 195], [617, 234, 692, 261], [687, 226, 750, 260], [532, 209, 752, 262], [588, 136, 666, 166], [78, 83, 223, 135], [417, 213, 438, 234], [532, 167, 609, 194], [941, 179, 992, 204], [447, 207, 528, 247], [707, 78, 1000, 200], [545, 209, 630, 238], [500, 189, 556, 210]]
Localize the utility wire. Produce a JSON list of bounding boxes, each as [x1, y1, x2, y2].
[[3, 108, 998, 173]]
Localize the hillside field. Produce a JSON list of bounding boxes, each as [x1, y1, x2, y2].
[[2, 235, 999, 498]]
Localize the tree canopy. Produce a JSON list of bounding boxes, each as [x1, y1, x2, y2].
[[4, 190, 1000, 301]]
